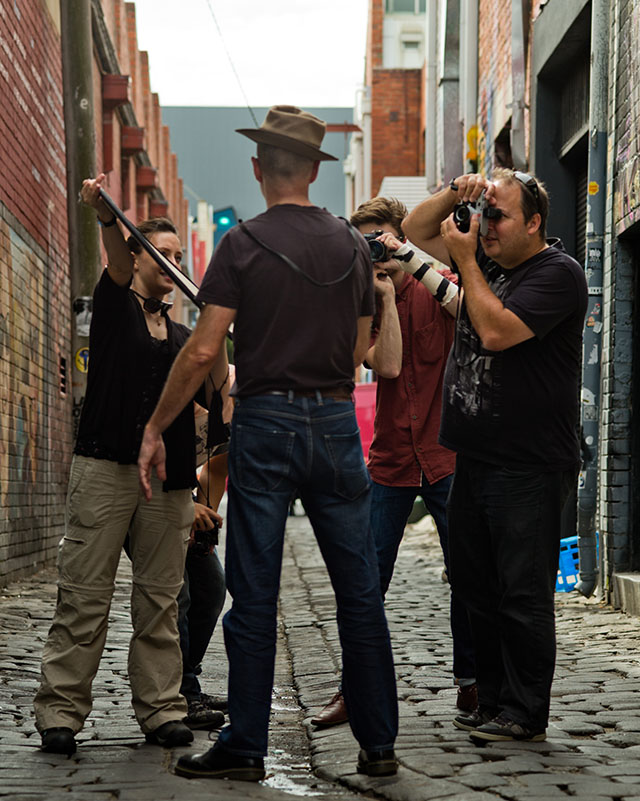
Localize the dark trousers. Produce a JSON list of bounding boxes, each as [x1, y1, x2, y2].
[[178, 548, 226, 701], [371, 474, 475, 680], [447, 454, 577, 729], [218, 394, 398, 757]]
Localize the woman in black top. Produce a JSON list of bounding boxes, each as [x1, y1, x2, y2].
[[34, 174, 226, 755]]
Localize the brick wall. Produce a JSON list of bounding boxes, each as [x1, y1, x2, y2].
[[371, 68, 424, 195], [0, 0, 72, 584], [367, 0, 424, 196], [91, 0, 190, 319], [600, 0, 639, 582], [0, 0, 193, 587], [476, 0, 546, 174]]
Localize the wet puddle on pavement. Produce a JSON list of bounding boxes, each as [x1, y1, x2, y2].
[[263, 624, 354, 798]]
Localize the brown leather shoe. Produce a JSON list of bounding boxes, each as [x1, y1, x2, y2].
[[456, 683, 478, 712], [311, 691, 348, 727]]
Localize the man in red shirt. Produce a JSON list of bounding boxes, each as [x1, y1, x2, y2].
[[312, 197, 476, 727]]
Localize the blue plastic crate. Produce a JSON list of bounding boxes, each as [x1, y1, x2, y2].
[[555, 535, 580, 592], [555, 533, 599, 592]]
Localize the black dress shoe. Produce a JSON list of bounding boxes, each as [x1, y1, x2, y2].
[[41, 727, 76, 756], [175, 743, 265, 782], [145, 720, 194, 747], [356, 748, 398, 776]]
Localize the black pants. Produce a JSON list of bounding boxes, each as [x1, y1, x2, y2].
[[178, 547, 226, 701], [447, 454, 577, 729]]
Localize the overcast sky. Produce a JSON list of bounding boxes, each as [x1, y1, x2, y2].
[[132, 0, 369, 109]]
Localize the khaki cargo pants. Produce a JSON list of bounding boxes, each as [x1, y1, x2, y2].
[[34, 456, 193, 734]]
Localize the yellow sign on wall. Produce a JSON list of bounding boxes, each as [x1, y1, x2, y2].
[[75, 348, 89, 374]]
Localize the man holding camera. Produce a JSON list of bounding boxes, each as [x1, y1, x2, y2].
[[312, 197, 476, 729], [402, 169, 587, 743], [138, 106, 398, 781]]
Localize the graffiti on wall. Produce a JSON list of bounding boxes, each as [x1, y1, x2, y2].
[[614, 4, 640, 229], [0, 221, 46, 514]]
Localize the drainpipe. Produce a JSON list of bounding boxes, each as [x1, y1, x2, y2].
[[510, 0, 527, 170], [459, 0, 478, 173], [60, 0, 100, 439], [425, 0, 438, 190], [362, 87, 372, 202], [576, 0, 609, 598]]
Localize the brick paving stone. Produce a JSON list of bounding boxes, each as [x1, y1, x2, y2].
[[7, 508, 640, 800], [281, 512, 640, 800]]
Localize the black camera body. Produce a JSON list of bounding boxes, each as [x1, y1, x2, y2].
[[453, 191, 502, 236], [363, 230, 390, 263], [191, 522, 219, 556]]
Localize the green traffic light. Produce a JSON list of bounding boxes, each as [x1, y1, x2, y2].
[[219, 216, 231, 226]]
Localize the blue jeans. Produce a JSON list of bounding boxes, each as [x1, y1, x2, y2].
[[218, 394, 398, 757], [371, 475, 475, 681], [448, 455, 577, 729], [178, 547, 226, 701]]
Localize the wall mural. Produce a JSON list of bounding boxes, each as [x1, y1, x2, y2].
[[0, 218, 71, 581]]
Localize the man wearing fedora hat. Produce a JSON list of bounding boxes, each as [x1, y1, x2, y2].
[[138, 105, 399, 782]]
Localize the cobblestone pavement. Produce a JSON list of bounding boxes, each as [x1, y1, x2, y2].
[[3, 511, 640, 800], [284, 514, 640, 801]]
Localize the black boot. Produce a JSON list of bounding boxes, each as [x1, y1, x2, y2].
[[357, 748, 398, 776], [175, 743, 265, 781], [41, 727, 76, 756]]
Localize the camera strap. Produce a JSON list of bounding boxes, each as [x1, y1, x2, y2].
[[239, 219, 360, 287]]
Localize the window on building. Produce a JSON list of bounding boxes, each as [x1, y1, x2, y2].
[[402, 39, 422, 68], [386, 0, 426, 13]]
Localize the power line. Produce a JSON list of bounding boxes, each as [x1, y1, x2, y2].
[[203, 0, 259, 126]]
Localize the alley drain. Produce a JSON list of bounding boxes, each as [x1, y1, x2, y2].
[[263, 620, 355, 798]]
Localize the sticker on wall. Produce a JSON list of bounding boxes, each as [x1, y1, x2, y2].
[[73, 296, 93, 338], [581, 387, 596, 405], [588, 181, 600, 195], [75, 347, 89, 373]]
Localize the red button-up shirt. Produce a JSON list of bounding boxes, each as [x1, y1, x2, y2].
[[367, 272, 456, 487]]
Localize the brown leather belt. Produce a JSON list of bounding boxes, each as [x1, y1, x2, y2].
[[265, 388, 353, 402]]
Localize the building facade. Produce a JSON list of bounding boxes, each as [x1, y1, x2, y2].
[[349, 0, 640, 611], [0, 0, 191, 586]]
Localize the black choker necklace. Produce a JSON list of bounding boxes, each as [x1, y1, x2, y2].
[[131, 289, 172, 315]]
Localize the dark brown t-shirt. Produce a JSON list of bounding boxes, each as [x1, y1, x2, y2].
[[197, 204, 374, 397]]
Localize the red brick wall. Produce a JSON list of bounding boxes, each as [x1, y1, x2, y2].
[[0, 0, 72, 584], [0, 0, 193, 586], [97, 0, 191, 318], [477, 0, 542, 173], [371, 69, 424, 195], [0, 1, 68, 253], [366, 0, 424, 195]]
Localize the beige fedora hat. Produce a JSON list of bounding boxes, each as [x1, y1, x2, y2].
[[236, 105, 338, 162]]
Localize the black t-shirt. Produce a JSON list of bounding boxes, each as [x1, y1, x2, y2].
[[75, 269, 202, 490], [439, 240, 588, 471], [197, 204, 374, 397]]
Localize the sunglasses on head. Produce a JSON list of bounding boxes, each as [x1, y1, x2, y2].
[[131, 289, 172, 315], [512, 171, 540, 208]]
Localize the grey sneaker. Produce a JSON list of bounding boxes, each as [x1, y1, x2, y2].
[[453, 707, 496, 732], [469, 713, 546, 743], [199, 692, 229, 713], [184, 700, 225, 731]]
